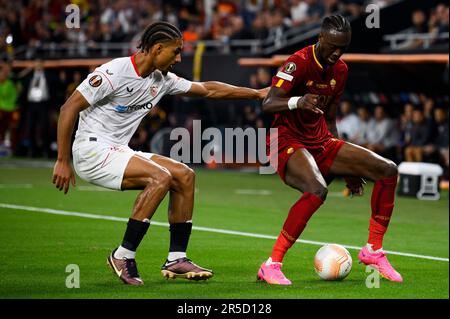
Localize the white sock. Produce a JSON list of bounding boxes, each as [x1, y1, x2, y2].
[[367, 243, 383, 254], [114, 245, 136, 259], [265, 257, 282, 266], [167, 252, 186, 262]]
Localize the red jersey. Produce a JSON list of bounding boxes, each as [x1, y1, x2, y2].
[[270, 45, 348, 147]]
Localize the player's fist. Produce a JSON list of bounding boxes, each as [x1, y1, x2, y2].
[[344, 176, 366, 197], [298, 94, 323, 115]]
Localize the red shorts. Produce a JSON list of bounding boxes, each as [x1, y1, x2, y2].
[[267, 133, 345, 183]]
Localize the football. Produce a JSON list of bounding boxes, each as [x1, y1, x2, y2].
[[314, 244, 352, 281]]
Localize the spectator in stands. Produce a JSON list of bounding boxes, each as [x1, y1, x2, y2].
[[341, 0, 364, 18], [230, 15, 255, 40], [250, 67, 272, 89], [432, 3, 449, 34], [404, 108, 433, 162], [21, 60, 51, 157], [366, 105, 399, 162], [352, 105, 372, 146], [428, 3, 449, 46], [323, 0, 341, 16], [305, 0, 326, 24], [162, 3, 180, 29], [242, 104, 258, 128], [0, 61, 18, 151], [290, 0, 310, 26], [336, 100, 360, 142], [182, 23, 200, 53], [423, 97, 436, 124], [249, 67, 272, 127], [397, 10, 428, 49], [399, 102, 414, 159], [266, 9, 289, 45], [249, 12, 269, 41], [65, 71, 83, 99]]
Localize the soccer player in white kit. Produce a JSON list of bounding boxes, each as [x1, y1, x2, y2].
[[52, 22, 267, 286]]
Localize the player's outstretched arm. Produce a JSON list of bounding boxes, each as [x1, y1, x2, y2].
[[262, 87, 323, 114], [52, 90, 90, 194], [181, 82, 268, 100]]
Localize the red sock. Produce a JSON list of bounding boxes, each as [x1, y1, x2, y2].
[[368, 175, 397, 250], [271, 192, 323, 262]]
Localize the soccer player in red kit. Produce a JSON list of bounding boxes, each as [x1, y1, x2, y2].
[[257, 15, 402, 285]]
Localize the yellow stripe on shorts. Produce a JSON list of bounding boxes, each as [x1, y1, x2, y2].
[[275, 79, 284, 87]]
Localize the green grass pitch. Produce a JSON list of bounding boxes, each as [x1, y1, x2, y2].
[[0, 161, 448, 299]]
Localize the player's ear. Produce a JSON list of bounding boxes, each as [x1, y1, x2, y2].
[[317, 33, 322, 44], [152, 43, 163, 55]]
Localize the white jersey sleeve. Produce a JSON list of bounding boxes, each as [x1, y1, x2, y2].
[[164, 72, 192, 95], [76, 70, 115, 105]]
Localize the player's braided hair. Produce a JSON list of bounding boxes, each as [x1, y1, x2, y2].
[[137, 21, 182, 52], [321, 14, 351, 33]]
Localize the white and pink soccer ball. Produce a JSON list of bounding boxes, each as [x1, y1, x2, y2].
[[314, 244, 352, 280]]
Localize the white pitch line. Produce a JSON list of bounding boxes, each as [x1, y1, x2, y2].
[[235, 189, 272, 195], [0, 202, 448, 262], [0, 184, 33, 189]]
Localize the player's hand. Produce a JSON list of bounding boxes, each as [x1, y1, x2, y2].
[[257, 87, 270, 100], [344, 176, 366, 197], [52, 160, 76, 194], [298, 94, 324, 115]]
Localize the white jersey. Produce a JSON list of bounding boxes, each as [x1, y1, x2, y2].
[[75, 55, 192, 145]]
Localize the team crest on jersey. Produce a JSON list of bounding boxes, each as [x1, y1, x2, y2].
[[89, 75, 102, 87], [150, 86, 158, 97], [284, 62, 296, 74], [330, 79, 336, 90]]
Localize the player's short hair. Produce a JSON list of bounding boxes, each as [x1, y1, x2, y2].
[[137, 21, 182, 52], [321, 14, 351, 34]]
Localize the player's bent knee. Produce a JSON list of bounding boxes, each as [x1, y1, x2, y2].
[[152, 169, 172, 190], [311, 185, 328, 201], [378, 160, 398, 179], [178, 165, 195, 187], [285, 174, 327, 200]]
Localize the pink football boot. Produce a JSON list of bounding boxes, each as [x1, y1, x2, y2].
[[257, 258, 292, 285], [358, 245, 403, 282]]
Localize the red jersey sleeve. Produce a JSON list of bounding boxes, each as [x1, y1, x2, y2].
[[271, 54, 304, 94]]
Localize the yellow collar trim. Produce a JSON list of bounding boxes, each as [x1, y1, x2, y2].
[[312, 45, 324, 70]]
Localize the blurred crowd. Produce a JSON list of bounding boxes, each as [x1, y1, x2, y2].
[[396, 2, 449, 50], [0, 0, 398, 57], [335, 98, 449, 177]]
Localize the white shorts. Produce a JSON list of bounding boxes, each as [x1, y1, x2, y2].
[[72, 136, 154, 190]]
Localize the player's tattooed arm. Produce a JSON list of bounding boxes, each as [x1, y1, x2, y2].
[[183, 82, 267, 100], [52, 90, 90, 194], [262, 87, 323, 114], [325, 101, 339, 138]]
